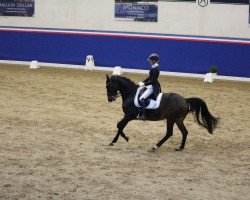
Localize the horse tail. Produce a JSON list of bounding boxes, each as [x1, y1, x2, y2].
[[186, 98, 218, 134]]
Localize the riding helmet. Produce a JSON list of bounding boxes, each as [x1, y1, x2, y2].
[[148, 53, 160, 62]]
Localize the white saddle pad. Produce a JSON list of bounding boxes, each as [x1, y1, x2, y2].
[[134, 87, 163, 109]]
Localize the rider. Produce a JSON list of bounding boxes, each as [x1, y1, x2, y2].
[[138, 53, 161, 120]]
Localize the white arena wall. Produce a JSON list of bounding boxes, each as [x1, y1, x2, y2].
[[0, 0, 249, 80], [0, 0, 249, 39]]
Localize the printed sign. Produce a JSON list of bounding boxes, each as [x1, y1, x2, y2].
[[0, 0, 34, 17], [198, 0, 209, 7], [115, 0, 158, 22]]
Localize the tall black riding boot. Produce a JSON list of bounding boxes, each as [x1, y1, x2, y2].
[[138, 98, 147, 121]]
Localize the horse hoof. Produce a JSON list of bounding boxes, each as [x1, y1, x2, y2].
[[125, 137, 129, 142], [175, 148, 183, 151], [109, 142, 114, 146], [149, 146, 158, 152]]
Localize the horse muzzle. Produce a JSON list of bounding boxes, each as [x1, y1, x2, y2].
[[108, 95, 116, 102]]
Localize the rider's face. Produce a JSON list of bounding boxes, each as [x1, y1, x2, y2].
[[149, 59, 156, 65]]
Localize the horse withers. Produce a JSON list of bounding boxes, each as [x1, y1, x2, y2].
[[106, 75, 218, 151]]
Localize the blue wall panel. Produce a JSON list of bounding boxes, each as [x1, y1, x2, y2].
[[0, 30, 249, 77]]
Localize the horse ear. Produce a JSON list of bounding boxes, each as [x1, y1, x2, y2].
[[106, 74, 110, 82]]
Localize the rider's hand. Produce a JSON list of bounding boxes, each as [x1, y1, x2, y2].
[[138, 82, 145, 87]]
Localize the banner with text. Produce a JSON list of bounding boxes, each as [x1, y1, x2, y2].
[[0, 0, 34, 17], [115, 0, 158, 22]]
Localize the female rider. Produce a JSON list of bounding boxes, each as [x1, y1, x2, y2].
[[138, 53, 161, 120]]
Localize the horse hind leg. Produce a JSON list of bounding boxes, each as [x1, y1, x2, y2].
[[176, 120, 188, 151], [152, 120, 174, 151]]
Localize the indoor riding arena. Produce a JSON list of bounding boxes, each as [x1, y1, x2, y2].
[[0, 1, 249, 200]]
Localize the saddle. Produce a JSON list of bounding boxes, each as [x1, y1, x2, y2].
[[134, 87, 163, 109]]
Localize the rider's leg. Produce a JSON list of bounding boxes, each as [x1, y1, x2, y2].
[[138, 98, 146, 120], [139, 87, 153, 101], [138, 87, 153, 120]]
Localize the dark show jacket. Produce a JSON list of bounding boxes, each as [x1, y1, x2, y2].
[[143, 66, 161, 99]]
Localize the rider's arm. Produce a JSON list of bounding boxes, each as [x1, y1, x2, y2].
[[143, 76, 150, 83]]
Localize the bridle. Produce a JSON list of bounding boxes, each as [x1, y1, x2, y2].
[[106, 81, 120, 100]]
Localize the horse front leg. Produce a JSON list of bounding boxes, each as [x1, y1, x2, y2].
[[109, 113, 134, 146], [109, 132, 120, 146], [109, 128, 129, 146]]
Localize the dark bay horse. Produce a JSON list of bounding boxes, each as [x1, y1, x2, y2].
[[106, 75, 218, 151]]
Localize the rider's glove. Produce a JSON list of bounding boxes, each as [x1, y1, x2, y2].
[[138, 82, 145, 87]]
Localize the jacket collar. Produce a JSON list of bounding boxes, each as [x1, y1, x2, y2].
[[151, 63, 159, 68]]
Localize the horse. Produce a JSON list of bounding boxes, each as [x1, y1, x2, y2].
[[105, 75, 218, 151]]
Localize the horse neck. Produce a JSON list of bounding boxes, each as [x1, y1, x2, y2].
[[117, 79, 138, 101]]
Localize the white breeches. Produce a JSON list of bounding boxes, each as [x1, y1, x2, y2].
[[139, 85, 153, 101]]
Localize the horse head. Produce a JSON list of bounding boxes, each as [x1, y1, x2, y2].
[[106, 75, 120, 102]]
